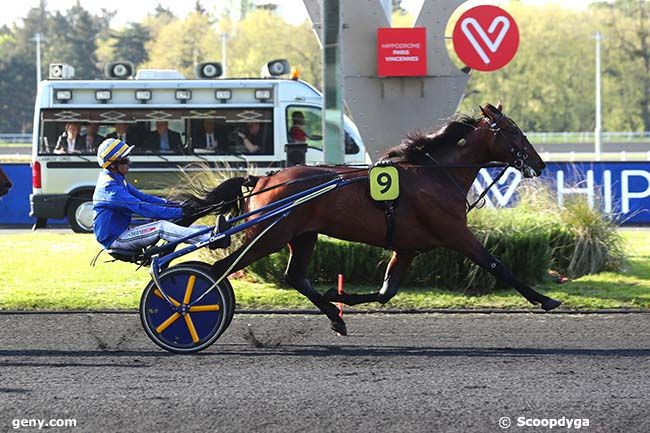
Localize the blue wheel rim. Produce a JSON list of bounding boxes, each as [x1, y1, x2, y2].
[[144, 268, 225, 350]]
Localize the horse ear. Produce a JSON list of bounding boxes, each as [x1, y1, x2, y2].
[[480, 104, 496, 120], [496, 100, 503, 112]]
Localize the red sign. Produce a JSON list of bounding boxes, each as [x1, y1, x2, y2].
[[452, 5, 519, 72], [377, 27, 427, 77]]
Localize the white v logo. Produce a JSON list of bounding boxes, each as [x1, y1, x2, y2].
[[461, 16, 511, 65]]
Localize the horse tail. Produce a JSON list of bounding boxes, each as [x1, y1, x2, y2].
[[174, 175, 259, 221]]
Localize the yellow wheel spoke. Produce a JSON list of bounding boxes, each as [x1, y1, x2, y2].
[[184, 313, 200, 343], [155, 312, 180, 334], [153, 289, 180, 307], [183, 275, 196, 304], [189, 304, 221, 312]]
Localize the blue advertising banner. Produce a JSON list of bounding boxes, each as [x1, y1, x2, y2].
[[1, 161, 649, 226], [474, 161, 650, 224], [0, 164, 66, 226], [0, 163, 35, 225]]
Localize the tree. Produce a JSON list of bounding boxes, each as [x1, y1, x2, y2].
[[593, 1, 650, 131], [141, 10, 220, 77], [0, 34, 37, 132], [12, 0, 49, 80], [44, 2, 112, 79], [459, 3, 598, 131], [0, 2, 50, 132], [392, 0, 407, 14], [106, 23, 151, 67], [194, 1, 207, 15], [227, 10, 321, 85]]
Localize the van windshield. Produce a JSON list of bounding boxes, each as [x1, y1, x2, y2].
[[38, 108, 274, 156], [286, 106, 360, 155]]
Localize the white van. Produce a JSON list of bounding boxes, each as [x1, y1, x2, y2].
[[30, 61, 366, 232]]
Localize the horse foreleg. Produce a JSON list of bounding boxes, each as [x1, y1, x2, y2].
[[452, 230, 561, 311], [285, 232, 348, 335], [324, 251, 416, 306]]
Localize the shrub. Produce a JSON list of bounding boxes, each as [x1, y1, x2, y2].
[[188, 168, 625, 293], [245, 180, 625, 294]]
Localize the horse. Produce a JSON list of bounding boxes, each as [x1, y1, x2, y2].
[[176, 103, 561, 335], [0, 165, 12, 197]]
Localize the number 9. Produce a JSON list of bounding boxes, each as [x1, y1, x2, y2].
[[377, 172, 392, 194]]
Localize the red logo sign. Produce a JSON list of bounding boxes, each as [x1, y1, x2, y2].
[[452, 5, 519, 72], [377, 27, 427, 77]]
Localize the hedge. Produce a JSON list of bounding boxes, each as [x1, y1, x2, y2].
[[243, 199, 624, 294]]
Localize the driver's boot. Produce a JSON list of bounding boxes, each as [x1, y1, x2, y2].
[[208, 215, 232, 249]]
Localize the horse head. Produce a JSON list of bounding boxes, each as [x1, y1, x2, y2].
[[0, 165, 12, 197], [476, 103, 545, 178]]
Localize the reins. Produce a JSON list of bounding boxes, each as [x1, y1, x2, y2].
[[422, 153, 509, 213]]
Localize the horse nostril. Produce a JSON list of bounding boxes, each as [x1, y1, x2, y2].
[[3, 182, 11, 189]]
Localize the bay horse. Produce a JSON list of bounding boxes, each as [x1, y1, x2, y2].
[[0, 165, 12, 197], [177, 103, 561, 335]]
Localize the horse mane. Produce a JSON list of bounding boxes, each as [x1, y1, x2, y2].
[[381, 114, 482, 163]]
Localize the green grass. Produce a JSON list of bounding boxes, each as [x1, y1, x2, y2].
[[0, 230, 648, 310], [0, 142, 30, 147]]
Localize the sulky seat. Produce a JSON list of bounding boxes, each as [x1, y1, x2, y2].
[[106, 248, 144, 263]]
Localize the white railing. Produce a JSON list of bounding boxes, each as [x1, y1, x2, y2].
[[0, 133, 31, 143], [528, 131, 650, 144], [540, 151, 650, 161]]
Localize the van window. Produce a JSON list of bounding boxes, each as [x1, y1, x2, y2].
[[38, 108, 274, 156], [286, 106, 360, 155], [189, 115, 273, 155], [287, 106, 323, 149]]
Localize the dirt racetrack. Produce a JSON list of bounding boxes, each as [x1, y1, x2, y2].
[[0, 312, 648, 433]]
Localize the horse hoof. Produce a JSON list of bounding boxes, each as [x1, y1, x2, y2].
[[331, 320, 347, 336], [541, 298, 562, 311]]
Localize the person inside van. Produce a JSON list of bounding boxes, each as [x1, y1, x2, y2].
[[144, 121, 184, 154], [107, 123, 131, 143], [93, 138, 215, 253], [193, 119, 221, 152], [54, 122, 83, 154], [288, 111, 322, 143], [81, 123, 105, 153], [234, 122, 265, 153]]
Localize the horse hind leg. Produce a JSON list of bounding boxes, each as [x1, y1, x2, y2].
[[285, 232, 348, 335], [323, 251, 416, 306], [452, 229, 561, 311]]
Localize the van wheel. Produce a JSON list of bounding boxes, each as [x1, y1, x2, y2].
[[67, 196, 94, 233]]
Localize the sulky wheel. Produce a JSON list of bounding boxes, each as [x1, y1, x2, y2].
[[140, 264, 234, 353], [178, 261, 236, 331]]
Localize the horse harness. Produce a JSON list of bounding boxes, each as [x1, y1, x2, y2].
[[485, 113, 532, 171], [370, 150, 512, 249], [369, 160, 401, 250]]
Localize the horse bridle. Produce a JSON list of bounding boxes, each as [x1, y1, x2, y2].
[[484, 113, 531, 171]]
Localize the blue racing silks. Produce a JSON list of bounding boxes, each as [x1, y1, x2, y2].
[[92, 170, 182, 248]]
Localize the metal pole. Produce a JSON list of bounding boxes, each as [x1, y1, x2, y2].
[[322, 0, 344, 164], [221, 33, 228, 78], [594, 31, 602, 161], [35, 32, 42, 83]]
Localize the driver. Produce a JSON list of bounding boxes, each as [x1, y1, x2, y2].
[[92, 138, 212, 252]]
